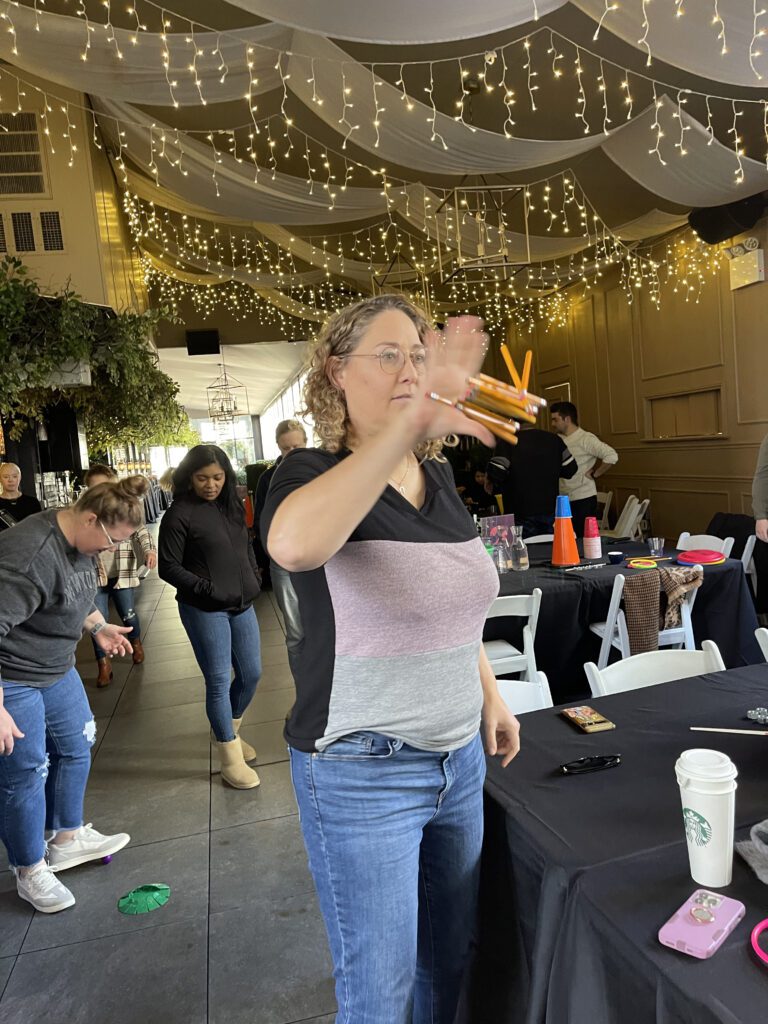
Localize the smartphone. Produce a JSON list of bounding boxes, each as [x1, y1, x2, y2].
[[658, 889, 745, 959], [561, 705, 616, 733], [137, 565, 151, 580]]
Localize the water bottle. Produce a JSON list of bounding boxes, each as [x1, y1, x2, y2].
[[510, 529, 529, 571]]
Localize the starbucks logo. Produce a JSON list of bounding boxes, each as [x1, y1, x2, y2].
[[683, 808, 713, 847]]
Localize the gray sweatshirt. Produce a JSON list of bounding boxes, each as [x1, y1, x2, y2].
[[0, 509, 97, 687]]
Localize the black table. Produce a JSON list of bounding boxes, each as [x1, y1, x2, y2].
[[461, 664, 768, 1024], [485, 541, 761, 703]]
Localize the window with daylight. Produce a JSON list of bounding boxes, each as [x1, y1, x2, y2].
[[189, 414, 256, 473], [260, 371, 315, 461]]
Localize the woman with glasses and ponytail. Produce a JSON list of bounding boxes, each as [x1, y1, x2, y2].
[[0, 476, 148, 914]]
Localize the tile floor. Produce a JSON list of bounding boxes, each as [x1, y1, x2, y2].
[[0, 577, 337, 1024]]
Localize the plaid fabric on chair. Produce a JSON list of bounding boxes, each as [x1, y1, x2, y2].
[[659, 566, 703, 629], [622, 571, 661, 655]]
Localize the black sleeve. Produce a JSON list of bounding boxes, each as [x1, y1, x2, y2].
[[260, 449, 337, 554], [253, 468, 272, 529], [559, 438, 578, 480], [158, 503, 212, 598]]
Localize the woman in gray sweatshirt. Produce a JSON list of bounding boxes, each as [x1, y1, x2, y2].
[[0, 476, 147, 914]]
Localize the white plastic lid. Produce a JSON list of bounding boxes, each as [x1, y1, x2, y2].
[[677, 748, 737, 781]]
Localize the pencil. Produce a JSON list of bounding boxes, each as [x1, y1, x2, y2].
[[500, 344, 523, 390], [690, 727, 768, 736]]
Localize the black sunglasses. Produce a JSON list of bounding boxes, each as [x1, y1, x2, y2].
[[560, 754, 621, 775]]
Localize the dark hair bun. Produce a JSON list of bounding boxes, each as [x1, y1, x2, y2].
[[117, 475, 150, 499]]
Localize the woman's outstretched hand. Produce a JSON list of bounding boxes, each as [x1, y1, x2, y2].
[[400, 316, 495, 447]]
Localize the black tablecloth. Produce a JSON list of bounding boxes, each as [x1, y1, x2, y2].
[[461, 664, 768, 1024], [486, 541, 762, 703]]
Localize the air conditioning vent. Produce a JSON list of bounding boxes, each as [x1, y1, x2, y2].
[[0, 216, 6, 254], [40, 210, 64, 251], [0, 112, 45, 195], [12, 211, 35, 251]]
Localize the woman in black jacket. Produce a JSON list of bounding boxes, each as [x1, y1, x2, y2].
[[158, 445, 262, 789]]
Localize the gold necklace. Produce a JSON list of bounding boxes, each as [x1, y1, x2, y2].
[[388, 456, 413, 495]]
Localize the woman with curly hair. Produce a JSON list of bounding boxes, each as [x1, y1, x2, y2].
[[262, 293, 520, 1024]]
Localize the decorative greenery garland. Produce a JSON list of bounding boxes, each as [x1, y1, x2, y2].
[[0, 256, 198, 451]]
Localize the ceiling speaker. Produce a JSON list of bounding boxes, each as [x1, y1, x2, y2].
[[688, 194, 767, 245], [185, 328, 220, 356]]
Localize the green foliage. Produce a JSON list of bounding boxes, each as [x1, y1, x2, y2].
[[0, 256, 198, 450]]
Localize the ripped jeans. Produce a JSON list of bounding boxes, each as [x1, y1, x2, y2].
[[0, 668, 95, 869], [91, 580, 140, 658]]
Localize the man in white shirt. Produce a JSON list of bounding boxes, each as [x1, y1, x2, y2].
[[551, 402, 618, 537]]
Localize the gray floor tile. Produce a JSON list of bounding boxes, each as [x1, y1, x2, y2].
[[262, 646, 290, 668], [292, 1017, 336, 1024], [141, 626, 191, 647], [257, 663, 296, 692], [210, 762, 298, 831], [131, 640, 194, 663], [21, 833, 209, 953], [210, 816, 312, 913], [133, 656, 203, 684], [0, 919, 208, 1024], [86, 704, 211, 846], [0, 875, 33, 958], [208, 894, 335, 1024], [93, 716, 109, 756], [260, 628, 288, 648], [114, 674, 205, 716], [218, 720, 289, 767], [81, 672, 131, 718], [0, 958, 14, 998], [242, 686, 295, 725]]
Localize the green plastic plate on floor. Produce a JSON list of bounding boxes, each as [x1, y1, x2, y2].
[[117, 883, 171, 915]]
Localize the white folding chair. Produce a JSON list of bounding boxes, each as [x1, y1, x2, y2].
[[676, 532, 734, 557], [601, 495, 639, 539], [585, 640, 726, 697], [525, 534, 554, 544], [589, 565, 701, 669], [741, 534, 758, 597], [756, 627, 768, 662], [629, 498, 650, 541], [483, 590, 552, 713], [596, 490, 613, 530]]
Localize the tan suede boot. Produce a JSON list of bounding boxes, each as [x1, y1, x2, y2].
[[96, 657, 113, 688], [232, 717, 257, 762], [217, 740, 260, 789]]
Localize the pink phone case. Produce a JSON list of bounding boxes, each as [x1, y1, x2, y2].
[[658, 889, 745, 959]]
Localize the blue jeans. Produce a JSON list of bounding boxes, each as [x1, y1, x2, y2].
[[290, 731, 486, 1024], [177, 603, 262, 742], [91, 580, 140, 658], [0, 668, 95, 868]]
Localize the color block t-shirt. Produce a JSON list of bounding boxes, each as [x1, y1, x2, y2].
[[261, 448, 500, 753]]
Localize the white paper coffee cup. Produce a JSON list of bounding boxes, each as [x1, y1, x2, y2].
[[675, 748, 737, 888]]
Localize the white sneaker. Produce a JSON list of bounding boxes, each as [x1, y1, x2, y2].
[[47, 823, 130, 872], [15, 863, 76, 913]]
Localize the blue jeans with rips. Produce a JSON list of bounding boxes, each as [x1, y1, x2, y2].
[[90, 580, 140, 658], [0, 668, 95, 869], [290, 730, 486, 1024], [177, 602, 262, 742]]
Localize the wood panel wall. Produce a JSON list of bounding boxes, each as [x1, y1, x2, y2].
[[498, 222, 768, 540]]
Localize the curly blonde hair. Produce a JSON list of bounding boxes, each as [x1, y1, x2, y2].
[[301, 294, 454, 460]]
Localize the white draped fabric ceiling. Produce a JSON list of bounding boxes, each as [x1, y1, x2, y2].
[[2, 0, 765, 324]]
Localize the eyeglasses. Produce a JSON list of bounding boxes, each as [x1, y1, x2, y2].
[[344, 347, 428, 376], [97, 518, 118, 549], [560, 754, 621, 775]]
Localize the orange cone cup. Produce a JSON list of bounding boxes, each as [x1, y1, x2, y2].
[[552, 496, 580, 567]]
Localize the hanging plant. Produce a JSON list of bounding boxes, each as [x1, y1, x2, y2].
[[0, 256, 198, 449]]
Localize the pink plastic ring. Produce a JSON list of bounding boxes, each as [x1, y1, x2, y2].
[[751, 919, 768, 965]]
